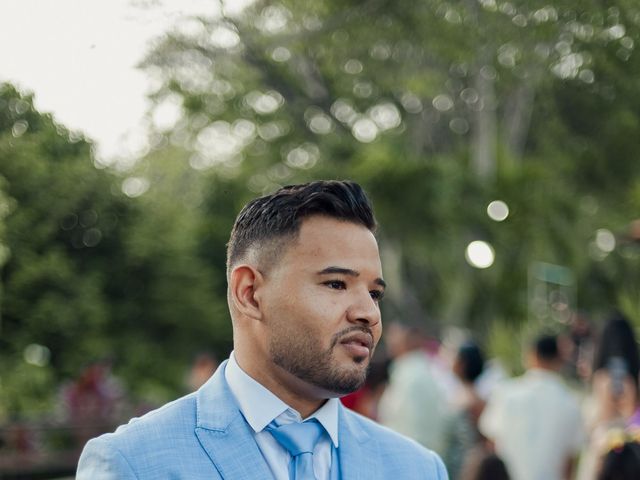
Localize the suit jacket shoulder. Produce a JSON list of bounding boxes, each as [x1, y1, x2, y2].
[[76, 392, 219, 479], [339, 407, 449, 479], [77, 361, 448, 480], [76, 363, 270, 480]]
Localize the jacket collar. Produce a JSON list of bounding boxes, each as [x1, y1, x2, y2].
[[194, 360, 273, 480], [336, 401, 380, 480], [195, 360, 381, 480]]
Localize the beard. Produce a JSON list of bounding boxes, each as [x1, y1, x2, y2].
[[269, 325, 374, 395]]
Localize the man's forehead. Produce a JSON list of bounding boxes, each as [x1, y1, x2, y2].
[[297, 217, 378, 247], [285, 218, 382, 269]]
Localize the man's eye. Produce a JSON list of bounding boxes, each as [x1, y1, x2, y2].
[[370, 290, 384, 301], [324, 280, 346, 290]]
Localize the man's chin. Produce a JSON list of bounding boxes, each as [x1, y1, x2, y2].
[[322, 364, 368, 395], [335, 343, 373, 365]]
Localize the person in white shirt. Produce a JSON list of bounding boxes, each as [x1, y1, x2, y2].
[[479, 334, 585, 480], [378, 322, 450, 454]]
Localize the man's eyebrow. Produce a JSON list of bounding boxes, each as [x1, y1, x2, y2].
[[318, 266, 359, 277], [317, 266, 386, 289]]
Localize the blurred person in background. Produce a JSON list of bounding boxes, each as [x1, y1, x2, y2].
[[186, 352, 219, 392], [479, 334, 585, 480], [595, 429, 640, 480], [567, 312, 596, 386], [474, 357, 508, 404], [578, 312, 640, 480], [60, 359, 126, 448], [588, 312, 640, 428], [443, 341, 487, 480], [340, 356, 389, 420], [378, 321, 450, 455], [459, 452, 510, 480], [77, 180, 448, 479]]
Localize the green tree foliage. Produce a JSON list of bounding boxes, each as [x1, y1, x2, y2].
[[0, 84, 121, 417], [0, 84, 232, 418], [3, 0, 640, 417], [140, 0, 640, 340], [109, 147, 232, 403]]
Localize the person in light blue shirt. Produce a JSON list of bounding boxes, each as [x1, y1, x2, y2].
[[77, 180, 448, 480]]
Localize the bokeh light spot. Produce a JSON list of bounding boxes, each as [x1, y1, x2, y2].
[[401, 93, 423, 113], [433, 94, 454, 112], [465, 241, 495, 269], [331, 99, 357, 125], [271, 46, 291, 62], [487, 200, 509, 221], [595, 229, 616, 253], [210, 25, 240, 49], [24, 344, 51, 367], [12, 120, 28, 137], [152, 95, 183, 131], [344, 59, 363, 74], [83, 228, 103, 247], [449, 118, 469, 135], [369, 102, 401, 131], [351, 118, 378, 143], [285, 143, 319, 169], [122, 177, 150, 198], [245, 90, 284, 115]]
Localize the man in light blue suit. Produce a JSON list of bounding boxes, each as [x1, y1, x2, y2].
[[77, 180, 448, 479]]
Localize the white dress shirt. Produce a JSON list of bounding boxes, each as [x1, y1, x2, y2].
[[479, 368, 585, 480], [225, 352, 339, 480], [378, 350, 450, 453]]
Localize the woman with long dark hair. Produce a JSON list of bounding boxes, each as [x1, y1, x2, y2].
[[578, 311, 640, 480]]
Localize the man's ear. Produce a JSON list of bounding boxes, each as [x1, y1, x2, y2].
[[229, 264, 264, 321]]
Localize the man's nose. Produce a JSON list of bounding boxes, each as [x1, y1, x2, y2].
[[347, 287, 381, 327]]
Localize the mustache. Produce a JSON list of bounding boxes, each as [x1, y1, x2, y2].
[[330, 325, 375, 349]]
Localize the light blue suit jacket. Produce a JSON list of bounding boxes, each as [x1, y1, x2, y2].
[[77, 361, 448, 479]]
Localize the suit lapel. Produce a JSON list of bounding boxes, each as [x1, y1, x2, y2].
[[194, 363, 385, 480], [337, 405, 380, 480], [194, 361, 273, 480]]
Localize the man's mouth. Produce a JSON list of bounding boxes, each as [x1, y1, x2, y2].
[[338, 331, 374, 358]]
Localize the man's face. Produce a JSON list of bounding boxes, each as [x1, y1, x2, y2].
[[258, 215, 384, 396]]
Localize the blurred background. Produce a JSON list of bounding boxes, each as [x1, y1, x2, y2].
[[1, 0, 640, 478]]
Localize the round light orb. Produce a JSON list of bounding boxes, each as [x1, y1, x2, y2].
[[465, 240, 495, 269], [23, 343, 51, 367], [487, 200, 509, 221], [595, 229, 616, 253]]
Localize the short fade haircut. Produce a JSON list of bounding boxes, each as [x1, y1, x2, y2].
[[533, 334, 559, 362], [457, 341, 485, 383], [226, 180, 376, 274]]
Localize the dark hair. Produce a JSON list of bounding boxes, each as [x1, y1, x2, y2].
[[598, 441, 640, 480], [593, 312, 640, 390], [533, 334, 559, 362], [457, 341, 485, 383], [468, 453, 510, 480], [226, 180, 376, 272]]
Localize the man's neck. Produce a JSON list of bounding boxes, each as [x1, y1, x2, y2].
[[234, 351, 328, 418]]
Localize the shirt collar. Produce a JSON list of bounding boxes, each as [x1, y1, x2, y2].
[[225, 352, 340, 447], [525, 367, 562, 381]]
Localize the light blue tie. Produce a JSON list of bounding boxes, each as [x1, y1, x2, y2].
[[267, 419, 324, 480]]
